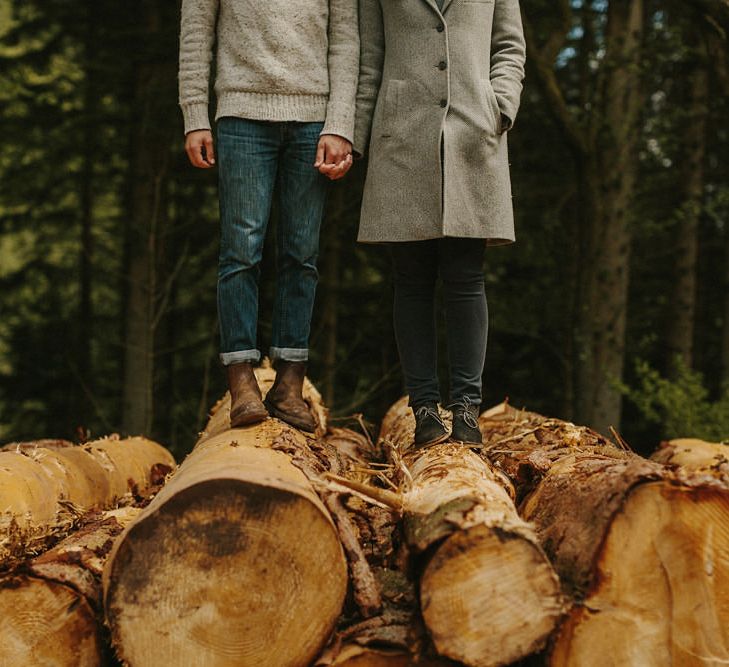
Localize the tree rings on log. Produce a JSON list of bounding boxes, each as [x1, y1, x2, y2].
[[550, 482, 729, 666], [104, 416, 347, 667], [380, 397, 564, 667]]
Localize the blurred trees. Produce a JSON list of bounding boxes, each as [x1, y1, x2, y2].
[[0, 0, 727, 458]]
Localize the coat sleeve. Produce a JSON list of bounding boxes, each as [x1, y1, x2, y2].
[[178, 0, 220, 135], [352, 0, 385, 157], [490, 0, 526, 127], [322, 0, 360, 143]]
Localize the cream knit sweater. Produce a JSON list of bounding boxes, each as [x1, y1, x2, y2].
[[179, 0, 359, 141]]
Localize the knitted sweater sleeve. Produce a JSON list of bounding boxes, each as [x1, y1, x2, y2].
[[321, 0, 360, 143], [178, 0, 220, 135]]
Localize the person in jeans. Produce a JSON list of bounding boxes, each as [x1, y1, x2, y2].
[[179, 0, 359, 431], [354, 0, 526, 446]]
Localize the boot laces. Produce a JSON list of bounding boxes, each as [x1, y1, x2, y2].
[[449, 396, 479, 429], [415, 405, 447, 429]]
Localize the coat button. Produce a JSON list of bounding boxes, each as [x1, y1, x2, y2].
[[438, 61, 447, 70], [436, 24, 444, 32], [440, 98, 447, 108]]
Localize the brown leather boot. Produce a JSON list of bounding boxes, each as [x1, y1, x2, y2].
[[227, 362, 268, 427], [264, 361, 316, 432]]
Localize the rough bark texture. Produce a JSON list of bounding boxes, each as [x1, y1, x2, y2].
[[479, 402, 729, 665], [0, 507, 140, 667], [315, 426, 454, 667], [524, 1, 646, 434], [104, 368, 347, 667], [0, 436, 174, 569], [377, 397, 564, 667], [667, 51, 708, 375], [121, 0, 177, 435]]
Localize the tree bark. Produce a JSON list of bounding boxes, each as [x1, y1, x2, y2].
[[121, 0, 177, 435], [104, 367, 347, 667], [525, 1, 646, 435], [0, 437, 174, 569], [378, 398, 564, 667], [0, 507, 140, 667], [479, 402, 729, 665], [666, 47, 709, 375]]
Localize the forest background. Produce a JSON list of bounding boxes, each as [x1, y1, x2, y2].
[[0, 0, 728, 459]]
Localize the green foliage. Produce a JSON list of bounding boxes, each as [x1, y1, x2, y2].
[[622, 358, 729, 441]]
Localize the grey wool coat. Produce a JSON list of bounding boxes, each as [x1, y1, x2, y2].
[[353, 0, 526, 244]]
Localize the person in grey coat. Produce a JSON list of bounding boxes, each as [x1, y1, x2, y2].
[[353, 0, 526, 446]]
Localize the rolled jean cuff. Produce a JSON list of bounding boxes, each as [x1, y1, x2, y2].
[[220, 349, 261, 366], [270, 347, 308, 362]]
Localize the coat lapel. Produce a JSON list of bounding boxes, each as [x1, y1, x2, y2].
[[420, 0, 441, 13], [440, 0, 455, 13]]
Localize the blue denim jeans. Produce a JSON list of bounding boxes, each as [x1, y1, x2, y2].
[[216, 117, 328, 365]]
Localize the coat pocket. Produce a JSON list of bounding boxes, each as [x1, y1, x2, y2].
[[482, 79, 502, 133], [380, 80, 405, 138]]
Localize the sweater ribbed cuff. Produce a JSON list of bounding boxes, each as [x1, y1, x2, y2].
[[181, 102, 211, 135], [321, 107, 355, 145]]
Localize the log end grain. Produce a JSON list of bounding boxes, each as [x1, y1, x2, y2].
[[0, 576, 101, 667], [550, 481, 729, 666], [105, 475, 347, 667], [422, 523, 564, 667]]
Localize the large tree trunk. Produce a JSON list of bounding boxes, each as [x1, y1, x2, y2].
[[525, 1, 645, 434], [377, 398, 564, 667], [0, 437, 174, 569], [0, 507, 140, 667], [666, 49, 709, 375], [479, 402, 729, 665], [574, 0, 645, 434], [104, 367, 347, 667], [121, 0, 177, 435]]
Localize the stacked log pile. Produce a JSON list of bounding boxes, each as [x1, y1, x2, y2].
[[479, 403, 729, 666], [0, 436, 174, 568], [0, 437, 174, 666], [1, 378, 727, 667]]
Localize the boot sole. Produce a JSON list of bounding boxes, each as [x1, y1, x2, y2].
[[230, 407, 269, 428], [264, 400, 316, 433], [414, 430, 451, 449]]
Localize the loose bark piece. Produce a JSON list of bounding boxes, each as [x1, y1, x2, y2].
[[0, 507, 140, 667], [0, 437, 174, 568], [104, 373, 346, 667], [379, 397, 564, 667], [479, 402, 729, 666]]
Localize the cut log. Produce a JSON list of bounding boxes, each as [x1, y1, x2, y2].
[[652, 437, 729, 477], [103, 368, 346, 667], [0, 436, 174, 568], [0, 507, 140, 667], [479, 402, 729, 666], [378, 397, 564, 667]]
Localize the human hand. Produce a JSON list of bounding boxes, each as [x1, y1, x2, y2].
[[315, 134, 353, 180], [185, 130, 215, 168]]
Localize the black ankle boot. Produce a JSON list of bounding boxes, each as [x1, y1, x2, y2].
[[450, 397, 483, 445], [413, 402, 449, 448]]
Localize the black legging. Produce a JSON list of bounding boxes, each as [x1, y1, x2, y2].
[[390, 237, 488, 407]]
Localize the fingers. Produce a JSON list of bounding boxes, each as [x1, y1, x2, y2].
[[314, 139, 327, 168], [185, 130, 215, 169], [203, 134, 216, 166], [319, 154, 353, 180]]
